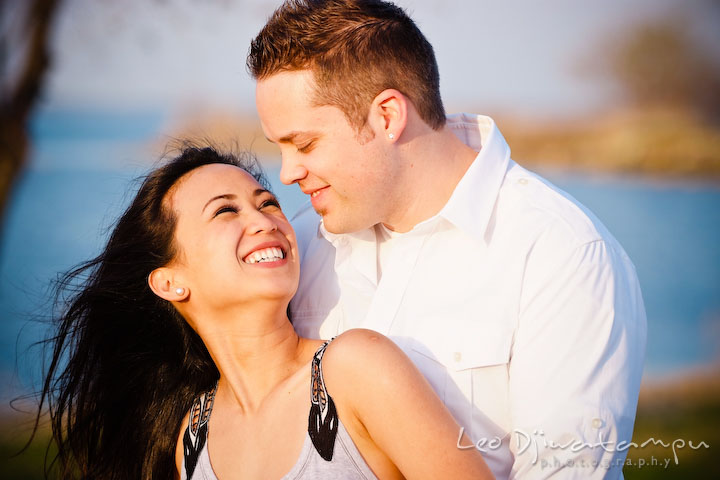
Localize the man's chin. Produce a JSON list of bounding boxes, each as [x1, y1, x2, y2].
[[312, 205, 327, 217], [320, 214, 373, 235], [317, 211, 343, 234]]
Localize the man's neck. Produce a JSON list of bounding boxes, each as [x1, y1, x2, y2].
[[383, 124, 477, 233]]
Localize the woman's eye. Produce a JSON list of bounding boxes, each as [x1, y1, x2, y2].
[[213, 205, 238, 217], [260, 198, 281, 210]]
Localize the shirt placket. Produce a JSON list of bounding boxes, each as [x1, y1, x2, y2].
[[331, 231, 378, 335], [360, 222, 438, 336]]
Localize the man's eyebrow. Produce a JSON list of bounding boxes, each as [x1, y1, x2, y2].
[[202, 193, 236, 213], [273, 131, 320, 144]]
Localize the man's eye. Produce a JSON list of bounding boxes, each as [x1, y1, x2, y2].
[[297, 142, 314, 153], [213, 205, 238, 217]]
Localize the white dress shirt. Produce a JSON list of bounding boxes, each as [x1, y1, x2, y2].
[[290, 114, 646, 479]]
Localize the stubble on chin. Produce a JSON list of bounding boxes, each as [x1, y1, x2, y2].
[[318, 211, 349, 235]]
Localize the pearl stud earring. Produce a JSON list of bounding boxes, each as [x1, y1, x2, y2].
[[175, 287, 185, 296]]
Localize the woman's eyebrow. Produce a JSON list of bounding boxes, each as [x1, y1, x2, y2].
[[202, 193, 236, 213], [202, 189, 272, 213]]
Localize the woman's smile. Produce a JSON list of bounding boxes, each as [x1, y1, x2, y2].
[[241, 242, 288, 267]]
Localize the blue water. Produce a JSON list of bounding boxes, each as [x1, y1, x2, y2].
[[1, 110, 718, 406]]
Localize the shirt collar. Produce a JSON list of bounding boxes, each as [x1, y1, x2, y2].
[[319, 221, 378, 286], [438, 114, 511, 246], [319, 114, 511, 246]]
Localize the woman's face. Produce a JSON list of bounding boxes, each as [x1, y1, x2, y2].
[[166, 163, 299, 311]]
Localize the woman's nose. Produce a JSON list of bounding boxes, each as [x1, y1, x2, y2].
[[245, 209, 278, 234]]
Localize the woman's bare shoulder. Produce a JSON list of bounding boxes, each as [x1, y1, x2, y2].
[[321, 328, 417, 396], [323, 329, 403, 368]]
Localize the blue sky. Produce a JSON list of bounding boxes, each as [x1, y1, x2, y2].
[[36, 0, 714, 118]]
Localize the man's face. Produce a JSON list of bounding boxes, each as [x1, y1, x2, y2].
[[256, 70, 399, 234]]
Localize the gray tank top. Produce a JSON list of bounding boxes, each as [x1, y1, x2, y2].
[[181, 339, 378, 480]]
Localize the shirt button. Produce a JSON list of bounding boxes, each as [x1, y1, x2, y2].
[[453, 352, 462, 362], [518, 178, 529, 185], [591, 418, 604, 429]]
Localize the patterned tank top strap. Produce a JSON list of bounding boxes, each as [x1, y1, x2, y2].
[[183, 382, 218, 479], [308, 337, 339, 461]]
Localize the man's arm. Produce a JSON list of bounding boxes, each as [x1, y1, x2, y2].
[[509, 232, 646, 478]]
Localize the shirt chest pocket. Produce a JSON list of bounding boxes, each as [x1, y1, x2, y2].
[[407, 316, 513, 427]]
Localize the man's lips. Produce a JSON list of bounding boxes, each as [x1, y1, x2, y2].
[[302, 186, 329, 198]]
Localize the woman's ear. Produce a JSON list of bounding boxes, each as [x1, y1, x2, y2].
[[148, 267, 189, 302]]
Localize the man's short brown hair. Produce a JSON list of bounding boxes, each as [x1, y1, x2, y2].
[[247, 0, 446, 131]]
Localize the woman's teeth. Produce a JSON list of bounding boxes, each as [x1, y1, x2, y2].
[[244, 247, 285, 264]]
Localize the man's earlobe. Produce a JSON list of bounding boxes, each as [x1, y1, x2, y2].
[[374, 89, 408, 141], [148, 267, 188, 302]]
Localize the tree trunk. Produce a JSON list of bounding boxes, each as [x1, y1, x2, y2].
[[0, 115, 26, 228], [0, 0, 62, 232]]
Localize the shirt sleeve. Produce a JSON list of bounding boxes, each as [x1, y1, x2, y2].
[[508, 231, 647, 479]]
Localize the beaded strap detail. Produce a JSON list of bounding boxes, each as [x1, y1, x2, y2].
[[308, 338, 339, 461], [183, 383, 217, 479]]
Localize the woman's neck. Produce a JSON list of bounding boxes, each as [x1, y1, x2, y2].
[[189, 303, 311, 414]]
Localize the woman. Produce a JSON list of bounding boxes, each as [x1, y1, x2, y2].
[[38, 146, 492, 479]]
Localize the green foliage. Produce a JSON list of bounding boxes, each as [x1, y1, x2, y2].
[[0, 421, 55, 480], [624, 379, 720, 479]]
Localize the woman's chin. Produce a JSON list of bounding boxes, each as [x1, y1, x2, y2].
[[245, 285, 297, 306]]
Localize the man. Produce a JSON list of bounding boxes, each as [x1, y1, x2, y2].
[[248, 0, 646, 478]]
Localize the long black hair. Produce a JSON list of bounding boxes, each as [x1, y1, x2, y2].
[[35, 146, 270, 479]]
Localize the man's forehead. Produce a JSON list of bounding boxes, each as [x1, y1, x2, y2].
[[256, 69, 316, 103], [257, 83, 348, 142], [256, 71, 317, 133]]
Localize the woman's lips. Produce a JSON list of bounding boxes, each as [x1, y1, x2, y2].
[[242, 246, 285, 264]]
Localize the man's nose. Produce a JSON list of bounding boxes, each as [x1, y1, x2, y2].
[[279, 154, 308, 185]]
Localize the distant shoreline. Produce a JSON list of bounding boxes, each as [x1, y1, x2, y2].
[[161, 106, 720, 180]]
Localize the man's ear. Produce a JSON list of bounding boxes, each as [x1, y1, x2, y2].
[[370, 88, 408, 142], [148, 267, 189, 302]]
